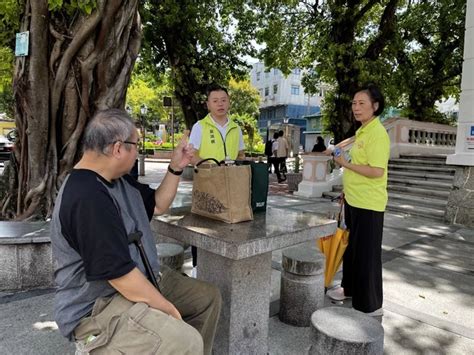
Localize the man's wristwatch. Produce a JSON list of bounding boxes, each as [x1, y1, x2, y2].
[[167, 164, 183, 176]]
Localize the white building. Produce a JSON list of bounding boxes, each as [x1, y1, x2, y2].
[[250, 62, 325, 142]]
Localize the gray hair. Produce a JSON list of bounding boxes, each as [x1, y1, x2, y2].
[[83, 109, 135, 154]]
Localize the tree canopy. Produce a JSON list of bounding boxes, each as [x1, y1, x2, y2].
[[254, 0, 465, 142], [0, 0, 20, 119], [392, 0, 465, 122], [0, 0, 466, 220], [140, 0, 257, 129], [126, 65, 179, 125], [228, 77, 261, 152]]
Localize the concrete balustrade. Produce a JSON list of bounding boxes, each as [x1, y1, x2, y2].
[[384, 117, 457, 158]]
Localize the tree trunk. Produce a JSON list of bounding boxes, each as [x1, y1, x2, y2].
[[174, 87, 207, 130], [1, 0, 141, 220], [326, 0, 399, 143], [326, 7, 359, 143]]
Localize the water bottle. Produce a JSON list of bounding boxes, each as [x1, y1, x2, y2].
[[333, 147, 351, 162]]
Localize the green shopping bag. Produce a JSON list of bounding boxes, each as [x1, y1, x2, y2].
[[236, 160, 269, 213]]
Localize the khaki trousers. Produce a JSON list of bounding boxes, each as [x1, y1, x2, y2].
[[74, 267, 221, 355]]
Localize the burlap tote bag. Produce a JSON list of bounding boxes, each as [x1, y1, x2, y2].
[[192, 159, 253, 223]]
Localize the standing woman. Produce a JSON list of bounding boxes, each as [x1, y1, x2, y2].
[[327, 83, 390, 316]]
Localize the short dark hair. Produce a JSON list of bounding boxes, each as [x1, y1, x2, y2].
[[354, 83, 385, 116], [278, 130, 284, 137], [273, 132, 279, 139], [206, 84, 229, 99]]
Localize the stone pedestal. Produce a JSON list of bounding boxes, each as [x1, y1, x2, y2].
[[156, 243, 184, 270], [309, 307, 384, 355], [198, 249, 272, 355], [295, 155, 332, 198], [279, 242, 325, 327], [286, 172, 303, 192], [445, 166, 474, 227], [446, 0, 474, 226]]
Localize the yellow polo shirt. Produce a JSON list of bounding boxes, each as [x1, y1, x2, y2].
[[343, 118, 390, 212]]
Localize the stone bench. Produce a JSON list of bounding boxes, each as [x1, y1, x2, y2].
[[279, 241, 325, 326], [156, 243, 184, 271], [0, 221, 54, 291], [309, 307, 384, 354]]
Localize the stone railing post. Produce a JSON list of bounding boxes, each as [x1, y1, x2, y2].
[[294, 155, 332, 198], [446, 0, 474, 227]]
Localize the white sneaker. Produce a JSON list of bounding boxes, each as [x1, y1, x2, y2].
[[327, 286, 351, 301], [190, 267, 197, 278], [364, 308, 384, 317]]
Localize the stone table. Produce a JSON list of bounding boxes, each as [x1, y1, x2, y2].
[[152, 207, 336, 355]]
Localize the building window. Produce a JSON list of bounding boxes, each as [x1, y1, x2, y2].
[[256, 72, 261, 81], [319, 87, 325, 97], [292, 68, 301, 75], [273, 68, 279, 76], [291, 85, 300, 95], [265, 87, 269, 96], [273, 84, 278, 94], [265, 71, 270, 78], [259, 88, 263, 97]]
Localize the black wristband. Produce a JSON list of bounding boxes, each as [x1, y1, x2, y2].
[[167, 164, 183, 176]]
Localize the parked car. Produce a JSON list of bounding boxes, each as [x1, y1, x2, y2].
[[0, 134, 14, 162]]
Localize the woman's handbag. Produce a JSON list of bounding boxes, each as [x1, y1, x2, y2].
[[191, 159, 253, 223]]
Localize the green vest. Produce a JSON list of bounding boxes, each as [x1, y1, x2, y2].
[[198, 114, 240, 161]]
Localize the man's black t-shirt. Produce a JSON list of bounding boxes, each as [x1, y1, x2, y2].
[[51, 169, 158, 339], [59, 170, 136, 281]]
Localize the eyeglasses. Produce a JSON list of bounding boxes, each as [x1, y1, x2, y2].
[[122, 140, 138, 146]]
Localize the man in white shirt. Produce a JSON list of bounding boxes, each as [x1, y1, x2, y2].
[[189, 85, 245, 164], [271, 132, 285, 183]]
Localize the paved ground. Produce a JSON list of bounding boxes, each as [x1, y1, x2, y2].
[[1, 159, 473, 354]]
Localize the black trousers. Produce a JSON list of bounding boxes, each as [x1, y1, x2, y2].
[[341, 201, 384, 313], [272, 157, 286, 181], [279, 157, 287, 174], [192, 245, 197, 267], [267, 155, 273, 172]]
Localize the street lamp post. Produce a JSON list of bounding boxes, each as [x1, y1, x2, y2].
[[163, 96, 174, 149], [140, 104, 147, 176], [125, 105, 139, 179]]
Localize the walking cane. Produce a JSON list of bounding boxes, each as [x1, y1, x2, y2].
[[128, 231, 161, 292]]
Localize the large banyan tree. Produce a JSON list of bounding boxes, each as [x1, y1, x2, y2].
[[1, 0, 141, 219]]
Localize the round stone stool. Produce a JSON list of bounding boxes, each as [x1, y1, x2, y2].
[[309, 307, 384, 355], [156, 243, 184, 271], [279, 242, 325, 327]]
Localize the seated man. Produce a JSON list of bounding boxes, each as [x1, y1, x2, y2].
[[50, 109, 221, 355]]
